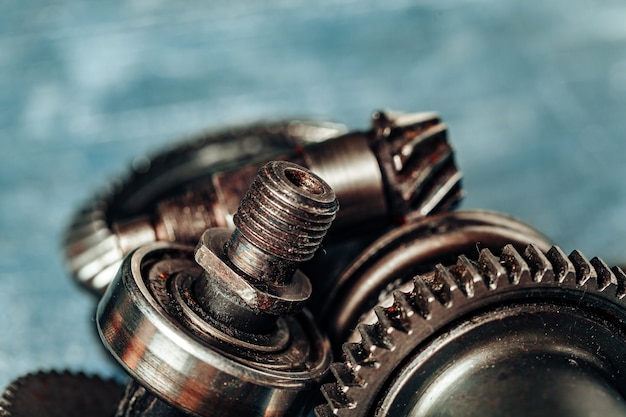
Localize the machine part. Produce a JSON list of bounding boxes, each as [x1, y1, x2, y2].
[[64, 110, 462, 295], [63, 119, 346, 294], [0, 371, 124, 417], [316, 210, 553, 348], [316, 244, 626, 417], [98, 161, 338, 417]]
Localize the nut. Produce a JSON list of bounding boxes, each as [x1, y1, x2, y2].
[[194, 228, 312, 314]]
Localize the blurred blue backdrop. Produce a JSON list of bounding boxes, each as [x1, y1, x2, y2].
[[1, 0, 626, 388]]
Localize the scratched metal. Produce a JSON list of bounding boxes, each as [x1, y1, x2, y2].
[[1, 0, 626, 392]]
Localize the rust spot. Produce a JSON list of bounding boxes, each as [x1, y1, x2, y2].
[[258, 298, 274, 310]]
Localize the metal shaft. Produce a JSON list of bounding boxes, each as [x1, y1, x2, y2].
[[225, 160, 339, 285]]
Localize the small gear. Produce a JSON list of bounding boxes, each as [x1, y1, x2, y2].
[[316, 210, 552, 348], [0, 371, 124, 417], [369, 110, 462, 221], [316, 244, 626, 416]]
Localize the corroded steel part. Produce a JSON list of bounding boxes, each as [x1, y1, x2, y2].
[[64, 110, 462, 295], [97, 162, 337, 417], [0, 371, 124, 417], [63, 119, 346, 294], [226, 161, 339, 284], [98, 243, 332, 417], [316, 209, 553, 347], [316, 244, 626, 417]]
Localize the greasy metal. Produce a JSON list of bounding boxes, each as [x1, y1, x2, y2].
[[27, 109, 626, 417], [194, 161, 338, 323], [97, 161, 338, 417], [63, 119, 347, 294], [317, 210, 553, 348], [225, 161, 338, 283], [64, 110, 462, 295], [98, 239, 331, 417], [316, 244, 626, 416], [114, 381, 193, 417], [0, 371, 124, 417], [195, 228, 312, 315]]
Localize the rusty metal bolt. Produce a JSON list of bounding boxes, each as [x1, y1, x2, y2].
[[193, 161, 339, 332]]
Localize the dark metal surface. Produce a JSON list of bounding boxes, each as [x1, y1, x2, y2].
[[97, 162, 337, 416], [0, 371, 124, 417], [98, 241, 332, 417], [3, 0, 626, 405], [63, 110, 460, 295], [316, 244, 626, 416], [316, 210, 553, 347], [63, 120, 345, 293]]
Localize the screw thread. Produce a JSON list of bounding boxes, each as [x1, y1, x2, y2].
[[226, 161, 338, 284]]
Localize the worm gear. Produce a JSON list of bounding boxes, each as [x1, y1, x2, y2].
[[316, 244, 626, 417], [0, 371, 124, 417]]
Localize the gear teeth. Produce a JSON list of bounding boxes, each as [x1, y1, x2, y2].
[[319, 243, 626, 416], [358, 322, 394, 352], [330, 363, 364, 389], [319, 382, 355, 414], [391, 289, 426, 321], [545, 246, 576, 283], [611, 266, 626, 299], [375, 305, 410, 334], [524, 244, 555, 282], [450, 255, 482, 297], [399, 131, 456, 209], [410, 278, 436, 319], [421, 264, 460, 307], [569, 250, 598, 286], [478, 249, 507, 289], [392, 122, 446, 172], [314, 403, 335, 417], [414, 166, 463, 218], [315, 404, 339, 417], [590, 257, 617, 291], [0, 370, 123, 417], [343, 342, 377, 368], [500, 244, 531, 284], [371, 111, 462, 221]]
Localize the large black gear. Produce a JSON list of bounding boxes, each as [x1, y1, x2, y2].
[[316, 244, 626, 417], [0, 371, 124, 417]]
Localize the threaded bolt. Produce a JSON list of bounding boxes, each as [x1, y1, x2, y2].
[[224, 160, 339, 285]]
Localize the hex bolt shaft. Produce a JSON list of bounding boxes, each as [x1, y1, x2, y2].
[[225, 160, 339, 285], [193, 160, 339, 333], [96, 162, 339, 416]]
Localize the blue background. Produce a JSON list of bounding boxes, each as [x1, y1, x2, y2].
[[1, 0, 626, 389]]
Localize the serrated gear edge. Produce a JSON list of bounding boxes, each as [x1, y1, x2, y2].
[[315, 243, 626, 416], [0, 370, 122, 417]]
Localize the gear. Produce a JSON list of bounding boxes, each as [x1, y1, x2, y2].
[[63, 110, 465, 297], [0, 371, 124, 417], [63, 120, 345, 294], [316, 244, 626, 416], [369, 110, 462, 222], [316, 210, 553, 348]]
